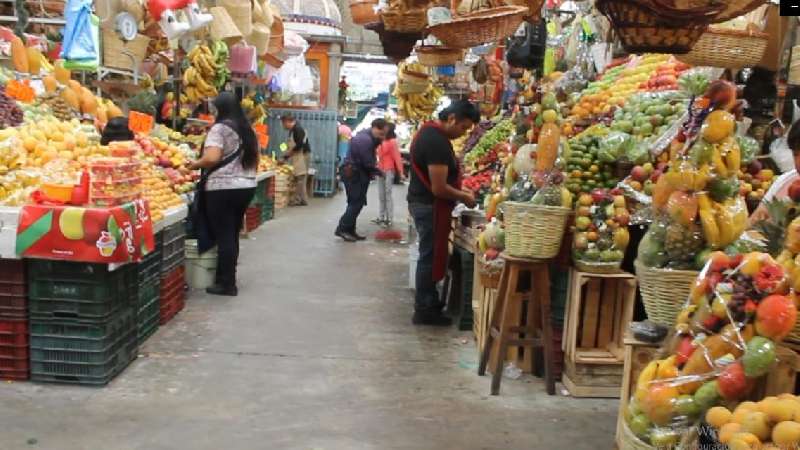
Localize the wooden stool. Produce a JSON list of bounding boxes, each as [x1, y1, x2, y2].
[[478, 254, 556, 395]]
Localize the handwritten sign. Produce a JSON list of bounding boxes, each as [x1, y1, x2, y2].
[[6, 79, 34, 102], [128, 111, 154, 135]]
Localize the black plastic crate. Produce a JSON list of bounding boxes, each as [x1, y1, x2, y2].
[[161, 221, 186, 247], [136, 276, 160, 311], [30, 331, 137, 386], [161, 234, 186, 275], [136, 248, 162, 286], [29, 308, 134, 352], [137, 296, 159, 346], [0, 294, 26, 319]]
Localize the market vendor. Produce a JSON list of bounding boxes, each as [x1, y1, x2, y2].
[[408, 100, 478, 326], [100, 117, 134, 145], [751, 121, 800, 223], [188, 92, 259, 297], [280, 113, 312, 206]]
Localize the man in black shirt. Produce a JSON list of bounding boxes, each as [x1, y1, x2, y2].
[[281, 114, 312, 206], [408, 101, 479, 326]]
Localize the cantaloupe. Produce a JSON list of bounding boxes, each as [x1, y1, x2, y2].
[[26, 47, 41, 74], [43, 75, 57, 93], [54, 60, 70, 84], [10, 36, 28, 73]]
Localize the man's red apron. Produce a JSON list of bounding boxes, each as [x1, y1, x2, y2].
[[410, 121, 462, 282]]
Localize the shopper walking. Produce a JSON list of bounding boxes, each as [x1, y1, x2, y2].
[[280, 113, 312, 206], [373, 123, 404, 227], [188, 92, 259, 296], [335, 119, 387, 242], [408, 101, 479, 325]]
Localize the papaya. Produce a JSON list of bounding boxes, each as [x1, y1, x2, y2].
[[60, 88, 79, 110], [678, 326, 745, 394], [67, 80, 81, 94], [26, 47, 42, 74], [106, 102, 123, 119], [652, 175, 674, 210], [54, 60, 71, 84], [10, 36, 27, 73], [536, 123, 560, 172], [95, 104, 108, 124], [80, 95, 97, 115], [42, 75, 57, 93]]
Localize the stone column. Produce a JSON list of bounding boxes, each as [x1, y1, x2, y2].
[[327, 42, 343, 112]]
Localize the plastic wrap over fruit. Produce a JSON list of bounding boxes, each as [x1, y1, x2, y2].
[[638, 211, 706, 270], [572, 189, 629, 264], [530, 171, 572, 208], [597, 131, 633, 164], [624, 252, 797, 446], [512, 144, 536, 176]]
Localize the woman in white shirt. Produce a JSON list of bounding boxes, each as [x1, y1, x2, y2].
[[751, 121, 800, 222]]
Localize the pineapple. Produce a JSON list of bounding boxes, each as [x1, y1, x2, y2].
[[752, 198, 800, 256], [664, 221, 705, 262]]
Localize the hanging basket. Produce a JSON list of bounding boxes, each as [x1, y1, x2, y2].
[[634, 260, 698, 327], [503, 201, 571, 259], [210, 6, 243, 44], [428, 6, 528, 50], [677, 26, 769, 69], [350, 0, 380, 25], [381, 7, 428, 33], [248, 22, 271, 56], [676, 0, 768, 23], [221, 0, 253, 37], [504, 0, 545, 21], [416, 45, 464, 66], [596, 0, 723, 54]]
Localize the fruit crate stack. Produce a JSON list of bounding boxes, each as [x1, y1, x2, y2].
[[159, 222, 187, 325], [136, 237, 162, 346], [262, 176, 275, 223], [274, 172, 292, 209], [245, 204, 262, 232], [0, 259, 29, 381], [27, 260, 138, 385]]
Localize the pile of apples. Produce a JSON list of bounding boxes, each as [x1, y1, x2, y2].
[[135, 135, 198, 194], [625, 161, 666, 196]]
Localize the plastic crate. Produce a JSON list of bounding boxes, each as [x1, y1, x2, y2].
[[138, 315, 158, 345], [29, 308, 134, 352], [0, 367, 27, 380], [28, 260, 134, 304], [161, 220, 186, 247], [0, 343, 27, 359], [0, 319, 27, 347], [137, 248, 162, 285], [30, 331, 137, 385], [245, 206, 261, 232], [159, 272, 185, 325], [137, 276, 160, 310], [0, 294, 26, 319], [0, 356, 28, 374], [137, 296, 159, 345], [161, 236, 186, 275], [0, 259, 25, 284]]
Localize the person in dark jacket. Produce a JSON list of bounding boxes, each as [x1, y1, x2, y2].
[[335, 118, 387, 242]]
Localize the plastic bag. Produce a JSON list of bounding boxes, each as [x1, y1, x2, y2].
[[279, 56, 313, 95], [624, 252, 795, 446], [572, 189, 630, 264], [598, 131, 633, 164], [626, 141, 651, 165], [530, 172, 571, 208], [60, 0, 98, 62], [737, 135, 760, 165]]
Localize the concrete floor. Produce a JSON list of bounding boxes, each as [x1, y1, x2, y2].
[[1, 185, 618, 450]]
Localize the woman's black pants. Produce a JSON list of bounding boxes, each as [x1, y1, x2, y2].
[[204, 188, 256, 289]]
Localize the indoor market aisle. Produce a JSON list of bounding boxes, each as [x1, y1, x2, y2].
[[0, 186, 617, 450]]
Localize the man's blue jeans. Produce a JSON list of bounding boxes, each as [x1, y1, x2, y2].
[[409, 202, 443, 313]]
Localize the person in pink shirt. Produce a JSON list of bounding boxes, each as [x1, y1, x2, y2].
[[374, 123, 405, 226]]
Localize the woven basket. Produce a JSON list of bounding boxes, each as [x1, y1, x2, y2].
[[678, 0, 768, 23], [416, 46, 464, 66], [504, 0, 545, 20], [428, 6, 528, 50], [381, 8, 428, 33], [210, 6, 243, 43], [503, 202, 571, 259], [634, 260, 698, 327], [478, 257, 503, 289], [268, 11, 285, 54], [221, 0, 253, 37], [249, 22, 271, 56], [102, 29, 149, 71], [677, 26, 768, 69], [350, 0, 380, 25], [619, 421, 653, 450], [596, 0, 723, 54], [574, 260, 622, 275]]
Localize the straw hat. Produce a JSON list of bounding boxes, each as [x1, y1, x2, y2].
[[267, 4, 284, 55], [249, 23, 271, 56], [210, 6, 243, 45], [221, 0, 252, 37]]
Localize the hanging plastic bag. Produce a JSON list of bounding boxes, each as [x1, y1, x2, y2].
[[472, 57, 489, 84], [60, 0, 98, 62], [279, 55, 313, 95]]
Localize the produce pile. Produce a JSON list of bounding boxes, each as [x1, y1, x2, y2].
[[572, 189, 630, 265], [463, 118, 514, 174], [183, 42, 230, 103], [706, 394, 800, 450], [624, 252, 797, 447], [394, 62, 444, 122]]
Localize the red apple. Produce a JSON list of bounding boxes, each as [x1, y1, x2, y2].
[[789, 180, 800, 203], [591, 189, 607, 204], [630, 165, 648, 183]]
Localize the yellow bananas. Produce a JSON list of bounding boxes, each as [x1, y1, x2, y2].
[[183, 44, 219, 102]]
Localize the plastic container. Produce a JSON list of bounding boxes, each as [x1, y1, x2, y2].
[[42, 183, 74, 202], [185, 240, 217, 290]]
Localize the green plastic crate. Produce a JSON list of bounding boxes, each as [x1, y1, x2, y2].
[[28, 260, 135, 305], [30, 331, 138, 385], [29, 308, 135, 352]]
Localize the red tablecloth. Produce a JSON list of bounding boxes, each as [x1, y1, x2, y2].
[[16, 199, 155, 263]]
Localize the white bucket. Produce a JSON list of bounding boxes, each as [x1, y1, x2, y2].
[[185, 239, 218, 290]]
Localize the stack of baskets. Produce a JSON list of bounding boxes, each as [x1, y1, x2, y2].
[[634, 260, 698, 327], [396, 65, 432, 94], [381, 0, 429, 33], [791, 45, 800, 87], [503, 202, 571, 260]]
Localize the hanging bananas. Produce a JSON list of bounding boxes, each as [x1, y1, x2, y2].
[[394, 62, 443, 122], [183, 44, 219, 103]]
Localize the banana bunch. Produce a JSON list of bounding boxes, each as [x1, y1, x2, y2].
[[241, 95, 265, 123], [698, 193, 748, 249], [211, 40, 230, 90], [183, 45, 219, 102], [709, 137, 741, 178], [634, 356, 679, 403], [397, 85, 443, 122], [139, 73, 154, 91], [663, 161, 710, 191]]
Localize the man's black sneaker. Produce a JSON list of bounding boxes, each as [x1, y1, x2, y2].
[[206, 285, 238, 296], [412, 311, 452, 326], [352, 231, 367, 241], [335, 230, 357, 242]]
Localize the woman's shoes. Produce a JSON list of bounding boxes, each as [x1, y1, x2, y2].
[[371, 218, 393, 228], [206, 284, 238, 296]]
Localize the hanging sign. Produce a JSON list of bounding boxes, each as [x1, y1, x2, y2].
[[128, 111, 154, 134]]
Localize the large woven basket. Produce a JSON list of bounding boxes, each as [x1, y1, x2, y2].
[[677, 26, 768, 69], [634, 260, 698, 327], [210, 6, 243, 44], [416, 46, 464, 67], [381, 7, 428, 33], [102, 29, 149, 72], [428, 6, 528, 50], [619, 421, 653, 450], [679, 0, 768, 23], [503, 202, 571, 259], [350, 0, 379, 25], [504, 0, 545, 21], [596, 0, 723, 54], [221, 0, 253, 37], [574, 260, 622, 275]]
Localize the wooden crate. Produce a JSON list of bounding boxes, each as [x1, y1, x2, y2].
[[563, 358, 624, 398], [563, 270, 636, 366], [615, 334, 661, 445]]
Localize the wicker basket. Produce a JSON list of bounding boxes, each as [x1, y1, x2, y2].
[[619, 421, 653, 450], [249, 22, 271, 56], [416, 45, 464, 66], [210, 6, 243, 44], [221, 0, 252, 37], [350, 0, 380, 25], [677, 26, 768, 69], [679, 0, 768, 23], [634, 260, 698, 327], [102, 29, 149, 72], [596, 0, 723, 54], [504, 0, 545, 20], [478, 257, 504, 289], [428, 6, 528, 50], [503, 202, 571, 259], [381, 7, 428, 33], [574, 260, 623, 274]]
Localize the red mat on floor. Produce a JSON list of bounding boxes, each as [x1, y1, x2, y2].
[[374, 229, 403, 241]]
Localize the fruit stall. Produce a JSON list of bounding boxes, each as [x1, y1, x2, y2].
[[347, 0, 800, 447], [0, 0, 296, 386]]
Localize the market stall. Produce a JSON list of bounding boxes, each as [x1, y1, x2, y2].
[[349, 0, 800, 447]]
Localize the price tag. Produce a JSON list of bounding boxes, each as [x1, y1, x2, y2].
[[6, 79, 34, 102], [198, 113, 214, 123], [128, 111, 154, 134]]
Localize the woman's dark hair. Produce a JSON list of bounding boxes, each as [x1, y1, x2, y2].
[[100, 116, 134, 145], [371, 118, 387, 129], [385, 123, 396, 140], [438, 100, 480, 123], [213, 91, 258, 170], [788, 121, 800, 155]]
